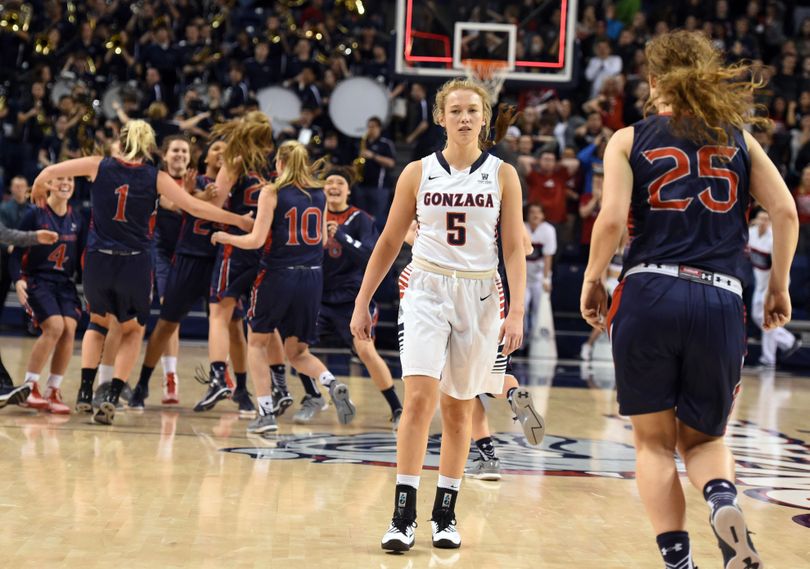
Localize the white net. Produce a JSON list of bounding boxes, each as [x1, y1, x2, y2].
[[462, 60, 509, 102]]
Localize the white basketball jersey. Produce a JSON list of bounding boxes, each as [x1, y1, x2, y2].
[[748, 226, 773, 293], [412, 151, 502, 271]]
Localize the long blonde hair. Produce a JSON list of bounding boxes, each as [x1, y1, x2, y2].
[[210, 111, 275, 175], [274, 141, 325, 191], [119, 120, 157, 161], [644, 30, 770, 146], [432, 79, 518, 150]]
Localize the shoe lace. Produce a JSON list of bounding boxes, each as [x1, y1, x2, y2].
[[193, 364, 211, 385], [391, 511, 416, 534], [431, 509, 456, 533]]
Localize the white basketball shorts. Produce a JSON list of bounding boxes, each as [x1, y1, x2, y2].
[[397, 263, 505, 400]]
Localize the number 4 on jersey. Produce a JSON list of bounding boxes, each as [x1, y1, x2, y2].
[[47, 243, 67, 270]]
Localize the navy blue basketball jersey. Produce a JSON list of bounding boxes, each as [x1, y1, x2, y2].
[[154, 175, 184, 257], [261, 185, 325, 270], [323, 206, 377, 304], [624, 115, 751, 281], [10, 205, 84, 282], [224, 171, 265, 235], [87, 157, 159, 252], [175, 175, 218, 258]]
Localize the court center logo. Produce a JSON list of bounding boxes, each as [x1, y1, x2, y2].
[[221, 419, 810, 527]]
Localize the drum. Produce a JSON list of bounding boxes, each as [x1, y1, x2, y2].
[[102, 83, 142, 120], [50, 77, 76, 107], [256, 86, 301, 131], [328, 77, 391, 137]]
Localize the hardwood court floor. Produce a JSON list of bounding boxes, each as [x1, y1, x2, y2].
[[0, 337, 808, 568]]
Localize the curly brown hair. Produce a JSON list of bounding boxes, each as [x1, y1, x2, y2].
[[644, 30, 770, 146], [210, 111, 275, 176]]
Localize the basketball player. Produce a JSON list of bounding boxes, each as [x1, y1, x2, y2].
[[307, 166, 402, 426], [150, 135, 190, 403], [11, 176, 83, 414], [129, 140, 255, 414], [523, 202, 556, 345], [581, 31, 798, 569], [211, 140, 356, 434], [195, 114, 289, 414], [31, 120, 254, 425], [0, 217, 59, 409], [748, 209, 801, 367], [351, 81, 525, 551]]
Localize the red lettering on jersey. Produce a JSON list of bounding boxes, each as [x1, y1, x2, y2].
[[113, 184, 129, 222], [697, 146, 739, 213], [47, 243, 67, 270], [244, 178, 263, 207], [285, 207, 323, 246], [642, 147, 693, 211], [192, 219, 211, 236]]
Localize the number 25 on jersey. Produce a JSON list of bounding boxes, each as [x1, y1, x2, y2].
[[643, 146, 739, 213]]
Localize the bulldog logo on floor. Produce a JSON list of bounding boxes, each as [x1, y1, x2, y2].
[[221, 419, 810, 527]]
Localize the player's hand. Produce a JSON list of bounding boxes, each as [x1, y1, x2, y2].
[[36, 230, 59, 244], [499, 311, 523, 356], [763, 288, 792, 330], [236, 212, 254, 233], [326, 220, 339, 238], [15, 280, 27, 306], [183, 168, 198, 194], [201, 183, 218, 201], [580, 278, 608, 331], [211, 231, 228, 246], [543, 280, 552, 293], [30, 180, 49, 207], [350, 303, 373, 341]]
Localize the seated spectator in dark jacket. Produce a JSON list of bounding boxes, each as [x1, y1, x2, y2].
[[223, 62, 250, 117]]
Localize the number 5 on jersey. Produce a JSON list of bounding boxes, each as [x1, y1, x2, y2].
[[446, 212, 466, 246]]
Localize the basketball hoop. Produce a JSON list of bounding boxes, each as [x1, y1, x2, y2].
[[462, 59, 509, 101]]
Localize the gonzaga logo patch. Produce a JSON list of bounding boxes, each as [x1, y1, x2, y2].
[[221, 419, 810, 527]]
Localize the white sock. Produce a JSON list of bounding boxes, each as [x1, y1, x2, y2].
[[437, 475, 461, 491], [318, 370, 336, 387], [257, 395, 274, 416], [24, 372, 40, 385], [161, 356, 178, 377], [98, 364, 113, 385], [46, 374, 63, 388], [396, 474, 421, 490]]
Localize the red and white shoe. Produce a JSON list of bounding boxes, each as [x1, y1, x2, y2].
[[23, 382, 49, 410], [45, 387, 71, 415], [162, 372, 179, 405]]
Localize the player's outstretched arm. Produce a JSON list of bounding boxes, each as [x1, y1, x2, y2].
[[499, 162, 527, 356], [744, 130, 799, 329], [581, 127, 634, 330], [351, 160, 420, 340], [211, 185, 277, 249], [157, 171, 253, 233], [32, 156, 103, 205]]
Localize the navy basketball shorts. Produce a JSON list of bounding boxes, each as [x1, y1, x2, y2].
[[608, 273, 746, 437], [24, 276, 82, 325], [160, 254, 215, 323], [151, 244, 173, 300], [209, 245, 260, 304], [317, 301, 378, 349], [248, 267, 322, 344], [83, 250, 153, 325]]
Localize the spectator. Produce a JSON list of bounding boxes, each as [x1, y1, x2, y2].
[[578, 167, 603, 261], [141, 67, 169, 113], [584, 38, 622, 98], [577, 134, 609, 197], [352, 117, 396, 230], [524, 150, 569, 225], [574, 112, 611, 149], [405, 83, 434, 161], [552, 99, 585, 152], [0, 177, 34, 318], [523, 203, 557, 344], [794, 165, 810, 255], [245, 41, 278, 90]]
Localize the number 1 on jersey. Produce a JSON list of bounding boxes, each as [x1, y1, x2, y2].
[[113, 184, 129, 222], [446, 212, 466, 246]]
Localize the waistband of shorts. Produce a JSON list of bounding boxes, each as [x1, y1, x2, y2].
[[274, 265, 322, 270], [624, 263, 742, 298], [412, 257, 497, 280], [95, 249, 143, 257]]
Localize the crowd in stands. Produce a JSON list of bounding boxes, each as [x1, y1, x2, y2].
[[0, 0, 809, 316]]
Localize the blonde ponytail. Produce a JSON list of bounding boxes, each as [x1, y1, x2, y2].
[[274, 140, 324, 192], [119, 120, 157, 161]]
